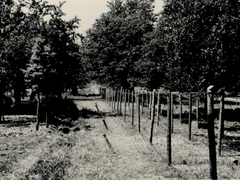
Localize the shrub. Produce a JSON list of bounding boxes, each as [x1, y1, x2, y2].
[[39, 96, 80, 124]]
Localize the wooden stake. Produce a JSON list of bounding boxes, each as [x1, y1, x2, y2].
[[167, 94, 172, 165], [137, 92, 141, 132], [132, 91, 134, 126], [218, 92, 224, 156], [113, 90, 116, 111], [150, 90, 156, 143], [179, 93, 182, 124], [171, 93, 174, 133], [45, 93, 49, 128], [116, 90, 120, 112], [149, 91, 152, 119], [141, 92, 144, 116], [36, 85, 40, 131], [189, 93, 192, 141], [207, 85, 217, 179], [157, 92, 160, 126], [196, 94, 199, 128], [124, 90, 127, 121], [128, 90, 130, 107], [119, 88, 122, 115]]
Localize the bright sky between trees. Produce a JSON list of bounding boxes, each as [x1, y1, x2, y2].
[[46, 0, 164, 35]]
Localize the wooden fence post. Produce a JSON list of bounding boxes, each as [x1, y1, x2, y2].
[[207, 85, 217, 179], [124, 90, 127, 121], [116, 90, 119, 112], [113, 90, 116, 111], [167, 93, 172, 165], [120, 88, 122, 115], [150, 90, 156, 143], [112, 90, 114, 110], [189, 93, 192, 141], [137, 92, 141, 132], [132, 91, 134, 126], [149, 91, 152, 119], [128, 90, 130, 107], [218, 92, 225, 156], [146, 90, 149, 110], [171, 93, 174, 133], [141, 92, 144, 116], [106, 88, 109, 102], [179, 93, 182, 124], [45, 93, 49, 128], [196, 93, 199, 128], [157, 92, 160, 126], [36, 84, 40, 131]]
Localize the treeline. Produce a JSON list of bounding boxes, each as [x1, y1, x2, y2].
[[82, 0, 240, 93], [0, 0, 88, 110]]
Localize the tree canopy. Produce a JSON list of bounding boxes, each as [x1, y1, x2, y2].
[[82, 0, 240, 92], [83, 0, 156, 89], [0, 0, 87, 104]]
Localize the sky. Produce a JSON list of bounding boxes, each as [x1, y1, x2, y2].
[[46, 0, 164, 35]]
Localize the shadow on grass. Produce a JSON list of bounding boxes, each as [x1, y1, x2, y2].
[[79, 108, 122, 119], [79, 108, 105, 119], [223, 135, 240, 152], [0, 117, 35, 127]]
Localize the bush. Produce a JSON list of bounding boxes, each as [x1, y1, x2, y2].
[[39, 96, 80, 124]]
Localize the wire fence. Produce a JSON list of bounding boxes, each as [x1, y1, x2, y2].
[[100, 87, 240, 163]]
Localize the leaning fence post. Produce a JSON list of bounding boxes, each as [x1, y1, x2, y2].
[[167, 93, 172, 165], [207, 85, 217, 180], [132, 91, 134, 126], [189, 92, 192, 141], [150, 90, 156, 143], [218, 91, 225, 156]]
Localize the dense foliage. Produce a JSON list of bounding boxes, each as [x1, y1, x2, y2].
[[83, 0, 240, 92], [0, 0, 87, 120], [82, 0, 156, 89], [0, 0, 87, 106]]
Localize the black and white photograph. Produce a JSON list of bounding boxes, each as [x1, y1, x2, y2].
[[0, 0, 239, 179]]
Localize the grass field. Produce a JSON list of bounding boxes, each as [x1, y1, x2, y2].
[[0, 94, 239, 179]]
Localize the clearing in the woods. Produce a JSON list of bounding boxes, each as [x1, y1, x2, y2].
[[0, 95, 239, 179]]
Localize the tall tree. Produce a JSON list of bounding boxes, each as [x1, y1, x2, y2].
[[83, 0, 156, 89], [24, 1, 87, 97], [0, 0, 34, 110], [155, 0, 240, 92]]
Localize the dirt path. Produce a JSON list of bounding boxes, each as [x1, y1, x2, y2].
[[67, 100, 166, 180]]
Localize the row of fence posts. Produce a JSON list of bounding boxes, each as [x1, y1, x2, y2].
[[101, 86, 225, 179]]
